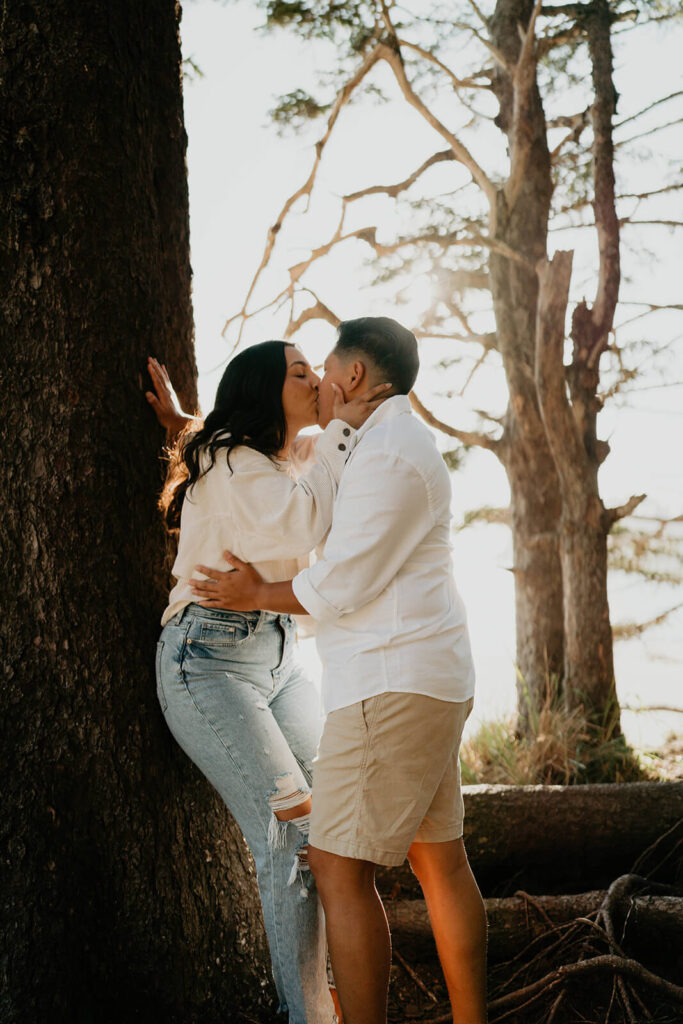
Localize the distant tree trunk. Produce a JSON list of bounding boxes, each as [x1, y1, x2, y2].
[[0, 4, 272, 1022], [488, 0, 565, 725], [535, 0, 623, 733]]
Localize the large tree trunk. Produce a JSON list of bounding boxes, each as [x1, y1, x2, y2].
[[487, 0, 565, 727], [0, 4, 272, 1022]]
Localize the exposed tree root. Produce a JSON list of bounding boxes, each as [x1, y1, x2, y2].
[[396, 827, 682, 1024]]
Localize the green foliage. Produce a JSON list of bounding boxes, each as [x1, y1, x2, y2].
[[268, 89, 331, 133], [258, 0, 374, 46], [441, 448, 467, 471], [182, 56, 204, 81]]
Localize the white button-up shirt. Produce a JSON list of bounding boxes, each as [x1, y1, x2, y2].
[[162, 419, 353, 625], [292, 395, 475, 714]]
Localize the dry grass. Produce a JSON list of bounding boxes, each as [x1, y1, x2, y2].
[[461, 679, 655, 786]]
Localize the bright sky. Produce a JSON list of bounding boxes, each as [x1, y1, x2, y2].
[[179, 0, 683, 748]]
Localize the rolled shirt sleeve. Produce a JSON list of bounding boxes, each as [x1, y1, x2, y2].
[[231, 418, 355, 562], [292, 448, 434, 623]]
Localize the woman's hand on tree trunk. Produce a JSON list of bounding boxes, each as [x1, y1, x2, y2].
[[145, 356, 196, 436]]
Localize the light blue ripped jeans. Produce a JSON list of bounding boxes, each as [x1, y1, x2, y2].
[[156, 604, 335, 1024]]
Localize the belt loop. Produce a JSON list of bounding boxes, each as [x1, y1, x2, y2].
[[172, 605, 188, 626], [253, 610, 266, 635]]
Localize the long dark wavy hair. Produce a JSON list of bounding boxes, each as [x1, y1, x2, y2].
[[161, 340, 294, 529]]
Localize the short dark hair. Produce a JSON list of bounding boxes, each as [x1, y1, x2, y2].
[[334, 317, 419, 394]]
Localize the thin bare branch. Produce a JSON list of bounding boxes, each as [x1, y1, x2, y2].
[[458, 347, 491, 395], [397, 39, 492, 90], [378, 44, 498, 211], [343, 150, 454, 202], [551, 218, 683, 232], [615, 90, 683, 130], [555, 182, 683, 217], [613, 602, 683, 640], [221, 43, 385, 343], [622, 702, 683, 712], [415, 329, 497, 349], [342, 225, 531, 266], [549, 108, 591, 159], [409, 391, 501, 454], [622, 219, 683, 228], [619, 182, 683, 202], [615, 116, 683, 150], [284, 293, 341, 338]]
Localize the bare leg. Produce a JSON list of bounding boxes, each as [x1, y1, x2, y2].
[[408, 838, 487, 1024], [308, 846, 390, 1024]]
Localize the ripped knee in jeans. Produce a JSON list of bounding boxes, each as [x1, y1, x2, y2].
[[267, 772, 313, 896]]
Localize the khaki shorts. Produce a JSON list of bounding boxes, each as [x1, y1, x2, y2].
[[309, 692, 474, 867]]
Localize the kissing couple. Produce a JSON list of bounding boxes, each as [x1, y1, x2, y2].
[[148, 316, 487, 1024]]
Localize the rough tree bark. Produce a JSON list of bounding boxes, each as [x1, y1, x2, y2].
[[0, 4, 272, 1022], [487, 0, 566, 726]]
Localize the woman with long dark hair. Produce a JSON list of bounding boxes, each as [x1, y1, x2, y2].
[[148, 341, 387, 1024]]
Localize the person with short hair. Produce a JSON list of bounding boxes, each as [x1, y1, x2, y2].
[[192, 316, 488, 1024]]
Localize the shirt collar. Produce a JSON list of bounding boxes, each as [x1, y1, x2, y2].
[[352, 393, 412, 445]]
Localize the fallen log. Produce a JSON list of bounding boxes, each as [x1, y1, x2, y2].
[[376, 781, 683, 896], [387, 892, 604, 963], [386, 892, 683, 965]]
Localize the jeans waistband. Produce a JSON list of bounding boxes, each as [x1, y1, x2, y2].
[[169, 603, 290, 633]]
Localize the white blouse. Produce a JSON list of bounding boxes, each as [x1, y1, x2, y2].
[[161, 419, 354, 626]]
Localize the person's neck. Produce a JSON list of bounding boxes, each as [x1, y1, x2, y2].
[[278, 423, 300, 460]]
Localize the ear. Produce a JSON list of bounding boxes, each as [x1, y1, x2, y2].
[[345, 359, 367, 394]]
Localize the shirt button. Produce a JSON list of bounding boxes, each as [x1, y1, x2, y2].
[[338, 443, 346, 451], [342, 428, 351, 437]]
